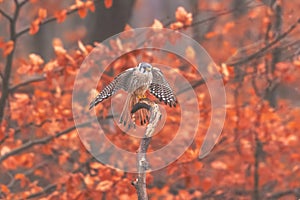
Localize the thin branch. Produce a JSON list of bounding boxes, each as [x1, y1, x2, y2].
[[26, 183, 57, 199], [15, 0, 100, 39], [7, 162, 47, 188], [0, 120, 93, 163], [0, 134, 9, 146], [226, 18, 300, 66], [132, 100, 161, 200], [25, 154, 106, 199], [0, 9, 12, 22], [13, 0, 19, 6], [266, 188, 299, 199], [9, 74, 46, 92], [19, 0, 29, 7], [0, 1, 21, 123]]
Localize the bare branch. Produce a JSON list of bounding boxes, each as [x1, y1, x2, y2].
[[25, 154, 105, 199], [226, 18, 300, 66], [0, 120, 93, 163], [15, 0, 100, 39], [132, 100, 161, 200], [0, 134, 9, 146], [0, 9, 12, 22], [9, 74, 46, 92], [0, 3, 20, 123], [19, 0, 29, 7], [266, 188, 300, 199], [7, 162, 47, 188]]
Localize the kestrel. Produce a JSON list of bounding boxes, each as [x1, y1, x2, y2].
[[89, 62, 177, 128]]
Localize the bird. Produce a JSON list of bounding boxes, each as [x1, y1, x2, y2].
[[89, 62, 177, 128]]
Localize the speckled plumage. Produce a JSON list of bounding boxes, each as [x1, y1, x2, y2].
[[90, 62, 177, 127]]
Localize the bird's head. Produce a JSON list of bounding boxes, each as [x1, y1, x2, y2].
[[137, 62, 152, 74]]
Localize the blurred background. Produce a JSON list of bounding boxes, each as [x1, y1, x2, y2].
[[1, 0, 300, 199]]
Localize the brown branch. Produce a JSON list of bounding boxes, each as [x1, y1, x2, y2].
[[25, 153, 107, 199], [226, 18, 300, 66], [9, 74, 46, 92], [132, 100, 161, 200], [0, 1, 21, 123], [15, 0, 101, 39], [0, 9, 12, 22], [0, 134, 9, 146], [266, 188, 300, 199], [19, 0, 30, 7], [7, 162, 47, 189], [26, 183, 57, 199], [0, 120, 93, 163]]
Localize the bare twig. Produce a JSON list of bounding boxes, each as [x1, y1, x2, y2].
[[0, 134, 9, 146], [0, 1, 21, 123], [0, 9, 12, 21], [9, 74, 46, 92], [15, 0, 101, 39], [0, 120, 92, 162], [0, 72, 3, 80], [226, 18, 300, 66], [19, 0, 29, 7], [266, 188, 300, 199], [25, 153, 107, 199], [132, 100, 161, 200], [7, 162, 47, 188]]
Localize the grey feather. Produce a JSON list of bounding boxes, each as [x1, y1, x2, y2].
[[150, 67, 177, 107], [89, 68, 135, 109]]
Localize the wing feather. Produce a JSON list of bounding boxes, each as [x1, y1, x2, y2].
[[150, 67, 177, 107], [89, 68, 135, 109]]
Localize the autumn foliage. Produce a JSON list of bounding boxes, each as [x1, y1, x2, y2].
[[0, 0, 300, 199]]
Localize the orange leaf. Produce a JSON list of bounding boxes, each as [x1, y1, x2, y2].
[[0, 185, 9, 194], [38, 8, 47, 21], [55, 9, 67, 23], [104, 0, 113, 9], [205, 31, 217, 39], [185, 46, 195, 60], [151, 19, 163, 29], [170, 21, 184, 30], [78, 7, 87, 18], [29, 19, 41, 35], [120, 24, 134, 38], [29, 53, 44, 66], [75, 0, 87, 18], [96, 180, 113, 192], [175, 6, 192, 25], [78, 40, 88, 55], [3, 40, 14, 56], [202, 178, 212, 192], [86, 1, 95, 12], [15, 173, 25, 180]]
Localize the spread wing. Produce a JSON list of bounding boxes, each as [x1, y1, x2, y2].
[[150, 67, 177, 107], [89, 68, 135, 109]]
